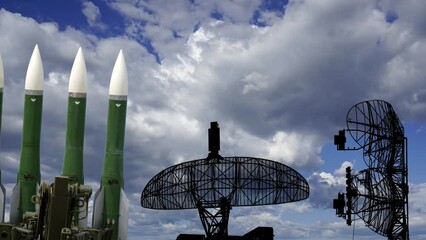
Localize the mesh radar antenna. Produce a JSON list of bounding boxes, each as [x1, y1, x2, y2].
[[141, 122, 310, 239], [332, 100, 409, 240]]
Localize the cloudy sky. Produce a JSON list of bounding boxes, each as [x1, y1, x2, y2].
[[0, 0, 426, 239]]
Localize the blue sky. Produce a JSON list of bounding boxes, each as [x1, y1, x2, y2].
[[0, 0, 426, 239]]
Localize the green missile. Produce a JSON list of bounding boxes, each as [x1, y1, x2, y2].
[[62, 47, 87, 185], [93, 50, 129, 240], [0, 52, 6, 222], [10, 45, 44, 223]]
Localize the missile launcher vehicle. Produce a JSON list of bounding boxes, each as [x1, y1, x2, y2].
[[0, 45, 129, 240]]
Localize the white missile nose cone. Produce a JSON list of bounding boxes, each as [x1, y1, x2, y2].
[[25, 44, 44, 91], [109, 50, 128, 96], [0, 53, 4, 89], [69, 47, 88, 94]]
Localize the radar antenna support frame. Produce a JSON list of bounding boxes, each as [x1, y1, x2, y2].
[[197, 197, 231, 239]]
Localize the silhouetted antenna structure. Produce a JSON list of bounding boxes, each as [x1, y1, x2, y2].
[[141, 122, 309, 239], [333, 100, 409, 240]]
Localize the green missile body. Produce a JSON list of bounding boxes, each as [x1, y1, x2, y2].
[[93, 50, 129, 240], [10, 45, 44, 223], [62, 47, 87, 185], [0, 52, 6, 222]]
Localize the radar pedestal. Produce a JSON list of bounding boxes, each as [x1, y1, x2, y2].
[[141, 122, 310, 239], [197, 197, 230, 239]]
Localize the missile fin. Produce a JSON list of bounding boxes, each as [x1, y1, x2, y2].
[[0, 184, 4, 222], [9, 183, 21, 223], [119, 189, 129, 240], [92, 187, 105, 228]]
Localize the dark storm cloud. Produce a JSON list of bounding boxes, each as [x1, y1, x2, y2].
[[184, 5, 393, 140]]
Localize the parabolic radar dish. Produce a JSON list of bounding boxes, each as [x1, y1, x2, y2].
[[141, 122, 310, 239], [348, 168, 397, 237], [141, 156, 309, 209], [345, 100, 404, 168], [333, 100, 409, 240]]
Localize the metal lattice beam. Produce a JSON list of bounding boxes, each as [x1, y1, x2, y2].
[[141, 157, 309, 209]]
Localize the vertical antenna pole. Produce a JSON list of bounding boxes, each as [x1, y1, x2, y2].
[[207, 122, 221, 160]]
